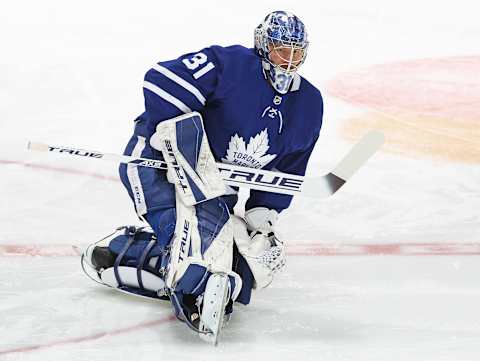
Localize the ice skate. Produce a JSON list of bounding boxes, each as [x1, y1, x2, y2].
[[198, 273, 231, 346]]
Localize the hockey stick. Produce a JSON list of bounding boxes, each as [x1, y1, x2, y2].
[[27, 131, 384, 198]]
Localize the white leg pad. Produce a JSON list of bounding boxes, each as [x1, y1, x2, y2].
[[150, 112, 226, 206], [165, 195, 242, 301]]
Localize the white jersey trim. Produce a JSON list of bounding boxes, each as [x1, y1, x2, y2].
[[193, 62, 215, 80], [143, 81, 192, 113], [291, 73, 301, 92], [127, 136, 148, 216], [152, 64, 206, 106]]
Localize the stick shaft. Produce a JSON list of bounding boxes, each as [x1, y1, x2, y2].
[[27, 130, 384, 198], [27, 142, 305, 196]]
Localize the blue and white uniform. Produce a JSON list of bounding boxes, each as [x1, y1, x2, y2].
[[74, 11, 326, 341], [111, 44, 322, 309], [81, 12, 322, 340]]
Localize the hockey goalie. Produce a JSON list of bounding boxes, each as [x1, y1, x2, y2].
[[80, 11, 323, 345]]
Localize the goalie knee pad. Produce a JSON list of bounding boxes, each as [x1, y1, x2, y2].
[[150, 112, 227, 206]]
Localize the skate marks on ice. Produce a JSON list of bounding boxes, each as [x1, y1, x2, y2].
[[0, 315, 176, 357], [2, 257, 480, 360], [0, 257, 176, 358], [327, 56, 480, 163]]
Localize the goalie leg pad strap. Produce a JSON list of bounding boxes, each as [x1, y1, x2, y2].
[[81, 226, 170, 299], [100, 266, 165, 295], [150, 112, 227, 206]]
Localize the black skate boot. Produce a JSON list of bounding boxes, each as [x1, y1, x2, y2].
[[91, 246, 116, 271]]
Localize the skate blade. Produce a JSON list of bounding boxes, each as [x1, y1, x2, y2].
[[79, 244, 104, 284], [199, 273, 230, 346]]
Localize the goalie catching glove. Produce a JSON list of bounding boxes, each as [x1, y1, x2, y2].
[[234, 207, 286, 289]]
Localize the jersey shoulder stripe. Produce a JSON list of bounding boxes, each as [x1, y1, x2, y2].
[[152, 64, 206, 106], [143, 80, 191, 114]]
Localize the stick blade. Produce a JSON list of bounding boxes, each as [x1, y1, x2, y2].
[[332, 130, 385, 181], [301, 131, 384, 198]]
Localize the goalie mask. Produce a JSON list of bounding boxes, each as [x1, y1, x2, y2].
[[255, 11, 309, 94]]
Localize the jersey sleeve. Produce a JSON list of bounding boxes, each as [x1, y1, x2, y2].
[[141, 47, 221, 127]]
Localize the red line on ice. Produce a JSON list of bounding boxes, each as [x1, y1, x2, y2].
[[287, 242, 480, 256], [2, 243, 480, 257], [0, 315, 176, 356], [0, 159, 118, 182], [3, 159, 480, 257]]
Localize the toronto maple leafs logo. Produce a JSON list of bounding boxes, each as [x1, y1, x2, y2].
[[222, 128, 277, 169]]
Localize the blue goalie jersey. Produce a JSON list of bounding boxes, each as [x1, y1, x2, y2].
[[132, 45, 323, 213]]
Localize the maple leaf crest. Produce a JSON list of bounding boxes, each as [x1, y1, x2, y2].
[[223, 134, 246, 163], [222, 128, 277, 168]]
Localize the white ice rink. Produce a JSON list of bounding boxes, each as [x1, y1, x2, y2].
[[1, 1, 479, 360]]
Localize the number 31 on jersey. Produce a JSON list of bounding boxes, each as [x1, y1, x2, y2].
[[182, 52, 215, 79]]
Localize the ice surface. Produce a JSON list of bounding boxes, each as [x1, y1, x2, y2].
[[1, 0, 479, 359], [2, 256, 480, 360]]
